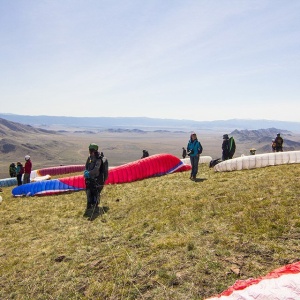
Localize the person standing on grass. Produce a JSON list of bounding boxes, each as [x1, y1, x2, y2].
[[9, 163, 16, 177], [23, 155, 32, 184], [16, 162, 24, 186], [83, 143, 103, 212], [222, 134, 230, 161], [275, 133, 283, 152], [187, 133, 203, 181]]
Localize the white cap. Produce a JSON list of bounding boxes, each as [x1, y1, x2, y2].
[[25, 155, 30, 160]]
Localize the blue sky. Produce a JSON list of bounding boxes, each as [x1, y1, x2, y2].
[[1, 0, 299, 122]]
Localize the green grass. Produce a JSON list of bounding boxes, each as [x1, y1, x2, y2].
[[1, 163, 300, 299]]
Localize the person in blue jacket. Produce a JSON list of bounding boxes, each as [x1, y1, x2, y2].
[[187, 133, 203, 180]]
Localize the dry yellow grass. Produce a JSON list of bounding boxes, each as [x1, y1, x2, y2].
[[0, 163, 300, 299]]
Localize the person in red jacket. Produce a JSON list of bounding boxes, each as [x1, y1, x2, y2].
[[23, 155, 32, 184]]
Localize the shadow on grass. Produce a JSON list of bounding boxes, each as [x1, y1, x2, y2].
[[194, 178, 207, 183], [83, 206, 110, 221]]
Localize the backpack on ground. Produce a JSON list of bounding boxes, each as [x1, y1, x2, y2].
[[209, 158, 221, 168], [228, 137, 236, 159]]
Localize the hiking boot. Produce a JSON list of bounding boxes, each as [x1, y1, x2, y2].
[[83, 208, 92, 217]]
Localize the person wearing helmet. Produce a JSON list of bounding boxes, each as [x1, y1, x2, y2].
[[23, 155, 32, 184], [83, 143, 103, 213], [274, 133, 283, 152]]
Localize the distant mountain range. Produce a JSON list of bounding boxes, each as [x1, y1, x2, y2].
[[231, 128, 292, 142], [230, 128, 300, 152], [1, 113, 300, 132], [1, 116, 300, 179]]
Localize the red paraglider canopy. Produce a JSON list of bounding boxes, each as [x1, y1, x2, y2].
[[206, 261, 300, 299]]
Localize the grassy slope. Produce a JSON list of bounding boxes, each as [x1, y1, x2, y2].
[[0, 163, 300, 299]]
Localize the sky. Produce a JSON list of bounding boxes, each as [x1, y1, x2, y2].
[[1, 0, 300, 122]]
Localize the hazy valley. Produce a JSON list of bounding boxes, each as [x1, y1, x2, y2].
[[1, 116, 300, 179]]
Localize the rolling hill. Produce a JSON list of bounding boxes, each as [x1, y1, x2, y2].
[[231, 128, 300, 152], [1, 117, 300, 180]]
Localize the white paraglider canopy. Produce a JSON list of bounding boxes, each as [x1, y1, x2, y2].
[[214, 151, 300, 172]]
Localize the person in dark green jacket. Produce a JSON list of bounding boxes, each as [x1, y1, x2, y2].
[[9, 163, 16, 177], [84, 143, 103, 212]]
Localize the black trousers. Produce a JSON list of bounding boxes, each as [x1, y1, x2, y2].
[[17, 174, 22, 186], [85, 179, 104, 208]]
